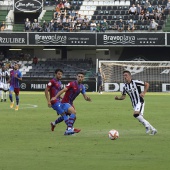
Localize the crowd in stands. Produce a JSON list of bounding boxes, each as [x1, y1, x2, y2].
[[22, 0, 170, 32], [0, 21, 6, 31]]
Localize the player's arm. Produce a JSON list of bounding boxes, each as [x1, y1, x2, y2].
[[140, 82, 149, 98], [51, 87, 68, 101], [115, 94, 126, 100], [83, 93, 91, 102], [45, 86, 51, 107], [14, 72, 22, 81], [7, 76, 11, 83]]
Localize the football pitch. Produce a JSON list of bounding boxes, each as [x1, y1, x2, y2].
[[0, 92, 169, 170]]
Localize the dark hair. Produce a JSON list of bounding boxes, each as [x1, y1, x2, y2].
[[55, 69, 63, 74], [77, 72, 85, 75], [123, 70, 131, 75]]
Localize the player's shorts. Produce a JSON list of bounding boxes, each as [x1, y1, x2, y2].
[[52, 102, 71, 115], [9, 86, 20, 95], [0, 82, 3, 90], [97, 81, 102, 87], [133, 102, 145, 115], [3, 83, 9, 91]]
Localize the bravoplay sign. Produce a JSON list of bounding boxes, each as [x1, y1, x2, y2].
[[14, 0, 42, 12], [29, 33, 96, 46], [97, 33, 165, 46], [0, 33, 27, 45]]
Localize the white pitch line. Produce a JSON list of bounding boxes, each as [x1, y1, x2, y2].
[[13, 104, 38, 109]]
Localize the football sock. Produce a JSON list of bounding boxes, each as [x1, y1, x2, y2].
[[16, 96, 19, 105], [9, 94, 13, 102], [55, 116, 64, 125], [67, 114, 76, 130], [4, 92, 7, 100], [63, 114, 69, 126], [135, 115, 150, 128]]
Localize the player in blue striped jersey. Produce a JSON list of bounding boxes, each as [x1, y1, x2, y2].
[[8, 63, 22, 111], [115, 70, 157, 135]]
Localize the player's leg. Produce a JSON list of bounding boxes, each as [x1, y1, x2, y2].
[[63, 104, 77, 135], [51, 102, 69, 131], [9, 86, 14, 108], [53, 104, 75, 125], [0, 82, 4, 102], [3, 84, 9, 102], [14, 88, 20, 111], [133, 103, 157, 135], [0, 90, 3, 102], [3, 90, 7, 102]]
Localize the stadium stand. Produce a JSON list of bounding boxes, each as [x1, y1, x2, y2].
[[17, 58, 95, 79], [0, 0, 168, 32]]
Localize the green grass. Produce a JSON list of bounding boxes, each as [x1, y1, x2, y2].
[[0, 92, 169, 170]]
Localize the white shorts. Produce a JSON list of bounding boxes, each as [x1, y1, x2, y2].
[[0, 82, 3, 89], [133, 102, 145, 116], [3, 83, 9, 91], [0, 82, 9, 91]]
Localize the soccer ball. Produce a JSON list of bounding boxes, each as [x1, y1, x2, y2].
[[108, 129, 119, 140]]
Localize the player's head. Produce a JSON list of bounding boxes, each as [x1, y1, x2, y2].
[[14, 63, 19, 70], [77, 72, 85, 83], [2, 65, 6, 71], [123, 70, 131, 83], [55, 69, 63, 80]]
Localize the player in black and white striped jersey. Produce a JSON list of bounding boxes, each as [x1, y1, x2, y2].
[[0, 65, 10, 102], [115, 70, 157, 135]]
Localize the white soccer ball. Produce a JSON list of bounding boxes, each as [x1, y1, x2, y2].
[[108, 129, 119, 140]]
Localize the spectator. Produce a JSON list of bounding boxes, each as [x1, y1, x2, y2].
[[81, 21, 87, 30], [83, 15, 89, 26], [128, 19, 135, 32], [76, 14, 83, 23], [42, 20, 48, 32], [136, 4, 142, 16], [144, 0, 150, 12], [166, 0, 170, 14], [33, 56, 38, 66], [58, 22, 63, 32], [90, 20, 96, 32], [47, 20, 54, 32], [53, 20, 59, 32], [54, 6, 60, 18], [96, 23, 101, 32], [139, 9, 145, 20], [57, 1, 64, 10], [62, 15, 67, 23], [100, 19, 108, 32], [24, 18, 31, 31], [0, 21, 6, 31], [69, 17, 76, 32], [62, 19, 70, 32], [149, 19, 158, 31], [32, 19, 40, 32], [155, 5, 163, 20], [117, 19, 124, 32], [144, 11, 150, 20], [64, 0, 70, 10], [75, 20, 82, 31], [147, 3, 153, 14], [128, 4, 136, 15]]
